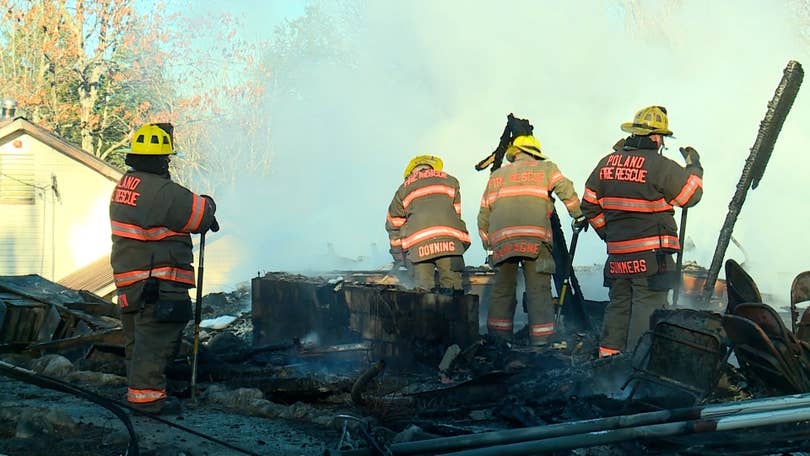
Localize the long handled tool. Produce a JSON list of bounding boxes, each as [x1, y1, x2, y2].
[[671, 207, 688, 307], [554, 228, 581, 327], [190, 230, 206, 401]]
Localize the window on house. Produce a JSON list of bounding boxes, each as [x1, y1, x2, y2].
[[0, 150, 36, 204]]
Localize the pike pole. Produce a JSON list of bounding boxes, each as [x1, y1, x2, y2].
[[190, 230, 206, 401]]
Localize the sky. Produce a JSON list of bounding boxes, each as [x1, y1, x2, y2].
[[186, 0, 306, 38], [196, 0, 810, 305]]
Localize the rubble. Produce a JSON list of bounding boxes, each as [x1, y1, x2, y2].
[[0, 274, 122, 361], [3, 265, 810, 455], [252, 273, 479, 365], [204, 384, 337, 427]]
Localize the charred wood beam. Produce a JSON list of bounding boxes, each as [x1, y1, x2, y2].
[[24, 328, 122, 355], [300, 342, 372, 356], [351, 360, 386, 406], [701, 61, 803, 306]]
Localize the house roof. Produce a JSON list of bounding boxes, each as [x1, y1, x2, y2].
[[0, 116, 123, 182], [57, 254, 115, 297]]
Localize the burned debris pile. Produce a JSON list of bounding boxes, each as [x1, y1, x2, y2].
[[0, 274, 122, 363], [2, 265, 810, 455]]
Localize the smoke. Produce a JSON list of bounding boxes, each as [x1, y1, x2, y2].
[[211, 0, 810, 304]]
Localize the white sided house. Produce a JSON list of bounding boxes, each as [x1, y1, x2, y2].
[[0, 107, 122, 296]]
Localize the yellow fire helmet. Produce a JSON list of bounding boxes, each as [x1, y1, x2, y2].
[[505, 135, 547, 161], [620, 105, 673, 136], [130, 123, 174, 155], [403, 155, 443, 179]]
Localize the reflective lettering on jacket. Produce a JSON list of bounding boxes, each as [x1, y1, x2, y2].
[[417, 241, 458, 258], [478, 158, 582, 265], [110, 171, 216, 291], [608, 259, 648, 274], [581, 145, 703, 265]]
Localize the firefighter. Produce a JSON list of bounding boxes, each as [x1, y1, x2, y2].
[[386, 155, 471, 292], [581, 106, 703, 358], [110, 123, 217, 414], [478, 135, 586, 346]]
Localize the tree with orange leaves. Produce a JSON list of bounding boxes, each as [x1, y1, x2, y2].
[[0, 0, 267, 181]]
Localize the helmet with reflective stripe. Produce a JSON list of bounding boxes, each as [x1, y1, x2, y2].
[[620, 106, 673, 136], [403, 155, 443, 179], [131, 123, 174, 155], [506, 135, 547, 161]]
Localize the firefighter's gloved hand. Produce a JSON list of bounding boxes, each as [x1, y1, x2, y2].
[[201, 194, 216, 212], [485, 250, 495, 268], [210, 217, 220, 232], [679, 146, 701, 167], [572, 215, 588, 233], [392, 252, 407, 269]]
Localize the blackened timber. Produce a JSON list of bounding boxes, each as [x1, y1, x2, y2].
[[343, 285, 478, 364], [251, 274, 353, 347], [701, 61, 803, 305], [251, 274, 479, 365]]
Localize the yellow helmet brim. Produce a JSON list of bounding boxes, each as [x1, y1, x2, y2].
[[506, 145, 548, 161], [620, 121, 673, 136], [404, 155, 443, 178]]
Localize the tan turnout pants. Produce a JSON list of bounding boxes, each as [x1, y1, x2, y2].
[[487, 258, 555, 345], [411, 256, 463, 291], [119, 280, 190, 411]]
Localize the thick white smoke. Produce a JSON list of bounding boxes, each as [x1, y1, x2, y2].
[[210, 0, 810, 306]]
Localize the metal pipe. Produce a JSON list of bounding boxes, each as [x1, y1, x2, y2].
[[382, 393, 810, 456], [439, 405, 810, 456]]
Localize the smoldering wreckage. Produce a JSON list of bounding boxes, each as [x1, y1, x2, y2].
[[2, 62, 810, 456]]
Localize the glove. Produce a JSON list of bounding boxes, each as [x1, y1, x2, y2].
[[392, 251, 407, 269], [612, 137, 626, 151], [679, 146, 701, 167], [485, 250, 495, 267], [201, 195, 219, 232], [201, 194, 216, 211], [571, 215, 588, 233]]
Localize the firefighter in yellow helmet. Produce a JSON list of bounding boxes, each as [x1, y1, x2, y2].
[[386, 155, 471, 292], [580, 106, 703, 358], [110, 123, 218, 414], [478, 135, 585, 346]]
